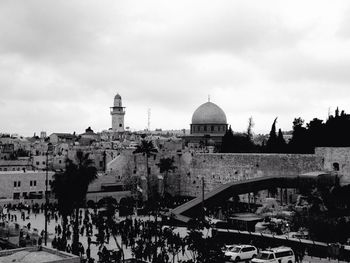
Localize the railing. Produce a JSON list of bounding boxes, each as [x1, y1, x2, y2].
[[213, 228, 350, 262]]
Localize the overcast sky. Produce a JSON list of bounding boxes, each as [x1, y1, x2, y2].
[[2, 0, 350, 136]]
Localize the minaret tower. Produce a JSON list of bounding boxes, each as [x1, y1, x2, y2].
[[110, 93, 125, 132]]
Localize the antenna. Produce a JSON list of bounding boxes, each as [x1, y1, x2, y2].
[[148, 108, 151, 132]]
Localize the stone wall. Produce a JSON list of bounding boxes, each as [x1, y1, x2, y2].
[[114, 151, 324, 198], [315, 147, 350, 185], [180, 153, 323, 197]]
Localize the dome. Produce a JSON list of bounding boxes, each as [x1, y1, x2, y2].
[[191, 102, 227, 124], [207, 139, 215, 146], [114, 93, 121, 99]]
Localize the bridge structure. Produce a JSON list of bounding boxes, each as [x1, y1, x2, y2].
[[167, 172, 334, 224]]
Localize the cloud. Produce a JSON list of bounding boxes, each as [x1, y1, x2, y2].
[[1, 0, 350, 136]]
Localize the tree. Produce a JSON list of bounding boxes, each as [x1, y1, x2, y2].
[[306, 118, 324, 148], [157, 157, 177, 198], [247, 116, 254, 142], [103, 199, 125, 262], [51, 151, 97, 255], [221, 125, 257, 153], [276, 129, 287, 152], [289, 117, 311, 153], [266, 118, 278, 152], [133, 139, 158, 206], [184, 218, 225, 263], [221, 126, 235, 153]]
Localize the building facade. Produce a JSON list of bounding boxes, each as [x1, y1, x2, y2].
[[0, 170, 54, 200]]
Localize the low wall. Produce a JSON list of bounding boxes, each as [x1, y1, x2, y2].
[[213, 228, 350, 261]]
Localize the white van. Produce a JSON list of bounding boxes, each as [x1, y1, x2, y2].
[[251, 247, 295, 263]]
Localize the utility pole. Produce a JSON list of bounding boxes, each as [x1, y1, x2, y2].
[[44, 149, 48, 246], [202, 176, 205, 220], [44, 143, 52, 246]]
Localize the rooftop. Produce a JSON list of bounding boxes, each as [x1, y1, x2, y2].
[[0, 247, 79, 263]]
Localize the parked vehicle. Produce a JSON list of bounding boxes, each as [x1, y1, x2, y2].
[[251, 246, 295, 263], [224, 244, 258, 262]]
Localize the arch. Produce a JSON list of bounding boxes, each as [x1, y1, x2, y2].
[[86, 200, 95, 208], [333, 162, 340, 171], [97, 196, 118, 207]]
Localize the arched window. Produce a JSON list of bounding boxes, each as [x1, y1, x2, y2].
[[333, 162, 340, 171]]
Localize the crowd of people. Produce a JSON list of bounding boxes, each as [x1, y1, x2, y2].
[[0, 201, 191, 263]]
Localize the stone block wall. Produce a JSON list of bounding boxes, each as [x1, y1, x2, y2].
[[114, 151, 324, 198], [180, 153, 323, 197], [315, 147, 350, 185]]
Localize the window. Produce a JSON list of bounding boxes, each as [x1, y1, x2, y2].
[[30, 181, 33, 187], [42, 161, 46, 165], [18, 181, 21, 187], [14, 181, 17, 187], [119, 124, 122, 127], [333, 162, 340, 171], [33, 180, 36, 187], [211, 125, 214, 131], [59, 160, 62, 164], [36, 161, 40, 165], [242, 247, 255, 252], [204, 126, 207, 131], [275, 251, 293, 258]]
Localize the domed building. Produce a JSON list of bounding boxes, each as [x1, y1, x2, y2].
[[184, 100, 228, 149]]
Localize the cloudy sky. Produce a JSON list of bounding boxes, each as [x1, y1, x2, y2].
[[1, 0, 350, 136]]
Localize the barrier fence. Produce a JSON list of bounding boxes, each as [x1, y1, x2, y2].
[[213, 228, 350, 262]]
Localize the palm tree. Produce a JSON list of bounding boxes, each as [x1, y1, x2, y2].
[[51, 150, 97, 255], [133, 139, 158, 205], [103, 200, 125, 262], [157, 157, 177, 198]]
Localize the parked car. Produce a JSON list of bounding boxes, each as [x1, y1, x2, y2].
[[251, 246, 295, 263], [224, 244, 258, 262]]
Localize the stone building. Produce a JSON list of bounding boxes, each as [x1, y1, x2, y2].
[[0, 170, 54, 199], [110, 93, 125, 132], [49, 133, 76, 144], [184, 100, 228, 149], [315, 147, 350, 185]]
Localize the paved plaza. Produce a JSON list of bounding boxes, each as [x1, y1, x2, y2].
[[3, 208, 196, 262], [2, 208, 348, 263]]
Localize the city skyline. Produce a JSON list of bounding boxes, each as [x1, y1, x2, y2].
[[1, 1, 350, 136]]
